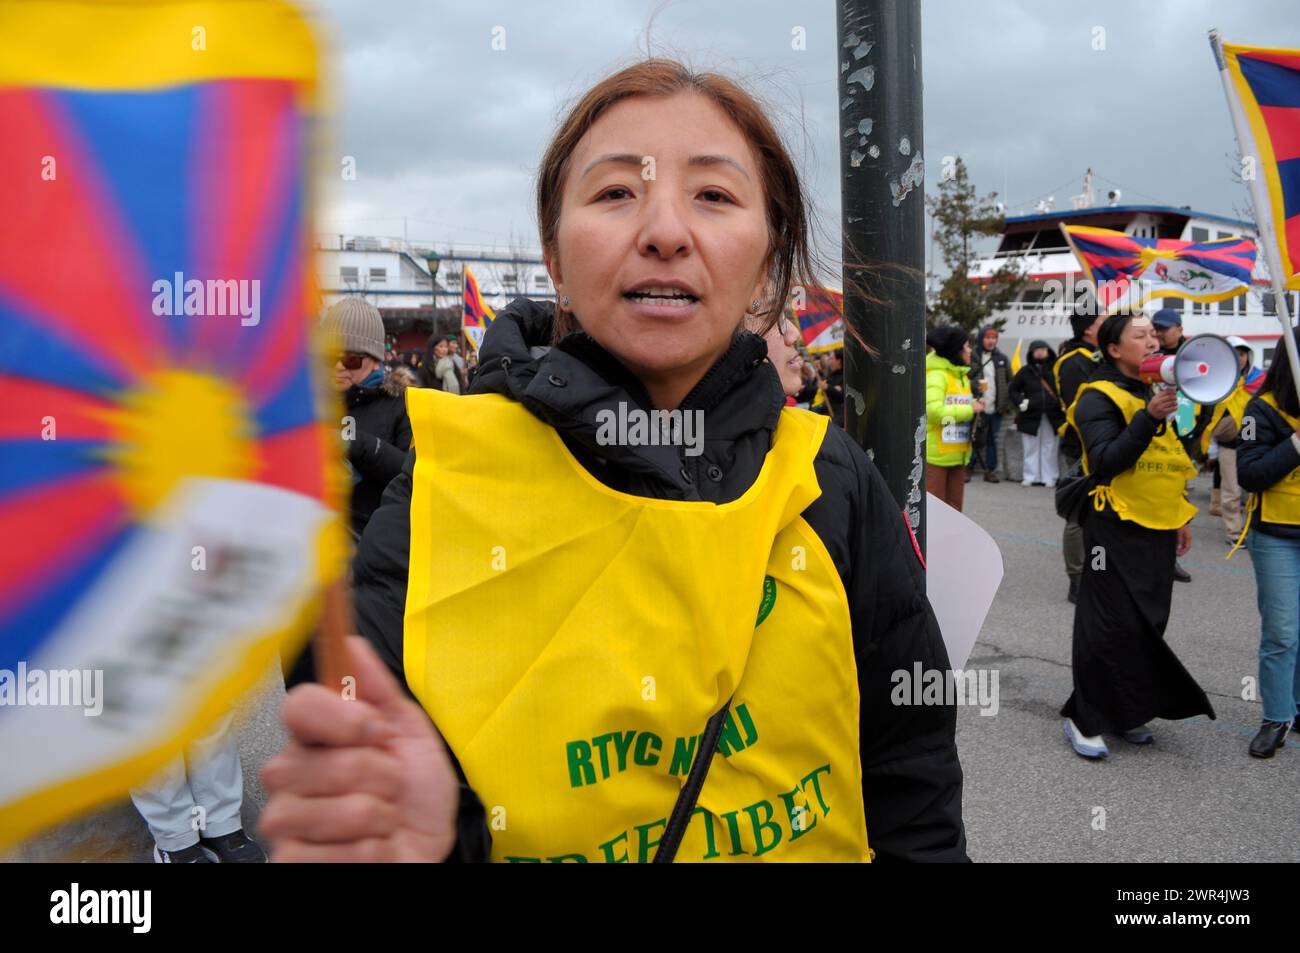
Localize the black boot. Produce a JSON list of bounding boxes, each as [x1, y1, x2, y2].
[[1248, 721, 1289, 758], [1067, 577, 1079, 605], [1173, 561, 1191, 583]]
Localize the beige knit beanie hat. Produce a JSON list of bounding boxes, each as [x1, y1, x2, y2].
[[323, 296, 385, 361]]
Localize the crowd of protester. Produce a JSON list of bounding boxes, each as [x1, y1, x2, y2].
[[925, 312, 1300, 765]]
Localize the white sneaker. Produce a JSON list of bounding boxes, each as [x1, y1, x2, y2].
[[1045, 481, 1057, 489], [1064, 718, 1108, 759], [1021, 479, 1033, 487]]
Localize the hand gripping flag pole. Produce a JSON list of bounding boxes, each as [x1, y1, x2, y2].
[[1210, 30, 1300, 389]]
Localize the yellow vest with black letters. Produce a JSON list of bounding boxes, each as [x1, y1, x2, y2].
[[402, 388, 871, 862], [1067, 379, 1198, 530]]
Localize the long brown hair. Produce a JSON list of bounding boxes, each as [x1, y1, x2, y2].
[[536, 59, 833, 344]]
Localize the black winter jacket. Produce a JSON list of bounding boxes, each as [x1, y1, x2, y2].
[[1055, 338, 1099, 461], [1009, 354, 1065, 437], [1236, 393, 1300, 541], [968, 343, 1013, 416], [824, 367, 846, 425], [351, 297, 969, 863], [342, 373, 412, 538]]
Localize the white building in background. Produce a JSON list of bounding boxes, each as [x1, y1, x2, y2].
[[314, 234, 554, 317], [316, 236, 434, 313]]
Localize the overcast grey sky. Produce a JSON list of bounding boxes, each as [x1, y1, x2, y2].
[[309, 0, 1300, 272]]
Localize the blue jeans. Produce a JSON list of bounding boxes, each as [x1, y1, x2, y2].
[[1246, 530, 1300, 724]]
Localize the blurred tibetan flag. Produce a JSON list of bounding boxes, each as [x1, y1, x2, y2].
[[1060, 224, 1257, 315], [0, 0, 343, 849], [1221, 43, 1300, 290], [795, 286, 845, 354], [462, 266, 496, 353]]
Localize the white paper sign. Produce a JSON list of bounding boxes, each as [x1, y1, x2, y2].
[[924, 491, 1003, 669]]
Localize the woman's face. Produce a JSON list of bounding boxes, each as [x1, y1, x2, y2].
[[1031, 347, 1048, 363], [960, 341, 973, 365], [545, 92, 772, 408], [1107, 317, 1158, 372], [434, 339, 449, 359], [758, 313, 804, 397]]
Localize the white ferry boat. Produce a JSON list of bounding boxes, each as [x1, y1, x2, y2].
[[968, 180, 1296, 368]]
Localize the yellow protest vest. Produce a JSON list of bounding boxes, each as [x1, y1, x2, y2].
[[1199, 378, 1254, 455], [1067, 379, 1198, 530], [1253, 393, 1300, 526], [1054, 347, 1095, 436], [403, 389, 870, 862]]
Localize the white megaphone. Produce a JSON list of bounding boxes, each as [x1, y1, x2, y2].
[[1138, 334, 1241, 405]]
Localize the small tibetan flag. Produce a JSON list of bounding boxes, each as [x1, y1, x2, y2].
[[0, 0, 344, 850], [462, 266, 496, 353], [795, 286, 845, 354], [1061, 225, 1256, 315]]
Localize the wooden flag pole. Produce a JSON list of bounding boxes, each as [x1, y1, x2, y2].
[[315, 575, 352, 694]]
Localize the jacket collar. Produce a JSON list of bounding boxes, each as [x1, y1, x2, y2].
[[926, 352, 966, 374], [469, 297, 782, 487], [1059, 338, 1096, 357], [345, 370, 406, 407], [1092, 360, 1148, 397]]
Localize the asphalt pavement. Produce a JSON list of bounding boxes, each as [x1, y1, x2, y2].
[[8, 462, 1298, 863], [959, 469, 1299, 862]]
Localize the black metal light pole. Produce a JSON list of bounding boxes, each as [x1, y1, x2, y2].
[[836, 0, 927, 556]]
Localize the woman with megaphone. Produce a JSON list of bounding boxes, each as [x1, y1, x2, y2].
[[1234, 327, 1300, 759], [1058, 310, 1215, 760]]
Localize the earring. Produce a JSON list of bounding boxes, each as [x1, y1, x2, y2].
[[561, 295, 571, 309], [748, 299, 762, 315]]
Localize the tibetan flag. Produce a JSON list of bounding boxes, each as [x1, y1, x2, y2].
[[795, 286, 845, 354], [1222, 44, 1300, 290], [462, 266, 496, 353], [0, 1, 343, 850], [1061, 225, 1257, 314]]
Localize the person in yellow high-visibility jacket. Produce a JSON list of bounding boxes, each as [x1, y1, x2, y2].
[[925, 324, 985, 511], [1059, 311, 1215, 760], [260, 60, 968, 863]]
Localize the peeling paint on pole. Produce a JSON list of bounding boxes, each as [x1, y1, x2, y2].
[[838, 0, 927, 559], [847, 65, 875, 92], [890, 152, 924, 206], [906, 414, 926, 531]]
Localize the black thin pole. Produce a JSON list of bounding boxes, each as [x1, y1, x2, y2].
[[836, 0, 927, 558]]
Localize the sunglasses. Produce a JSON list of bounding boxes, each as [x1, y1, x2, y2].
[[336, 353, 366, 371]]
